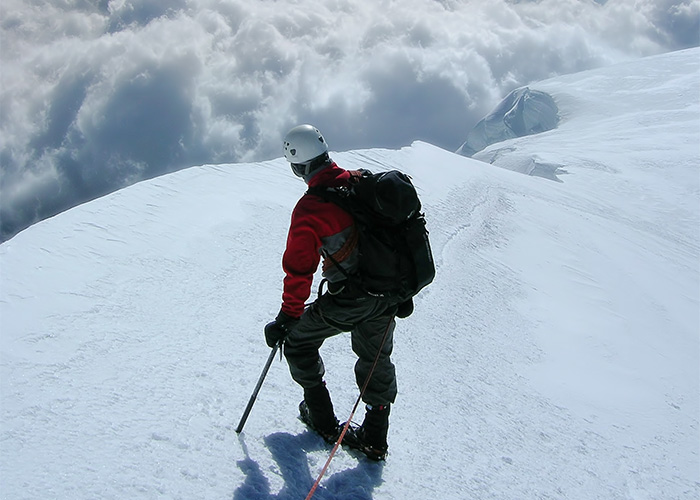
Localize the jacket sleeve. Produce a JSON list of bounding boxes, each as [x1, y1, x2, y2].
[[280, 194, 354, 318], [280, 197, 323, 318]]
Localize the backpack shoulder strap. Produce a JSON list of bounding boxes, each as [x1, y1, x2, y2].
[[306, 169, 368, 196], [306, 185, 344, 201]]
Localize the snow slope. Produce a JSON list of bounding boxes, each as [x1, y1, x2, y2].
[[1, 48, 698, 499]]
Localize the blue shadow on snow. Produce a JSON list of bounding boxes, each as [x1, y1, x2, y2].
[[234, 431, 384, 500]]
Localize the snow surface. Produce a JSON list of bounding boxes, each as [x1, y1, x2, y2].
[[1, 48, 699, 500]]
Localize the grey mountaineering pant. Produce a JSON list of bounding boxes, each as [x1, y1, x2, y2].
[[283, 287, 398, 406]]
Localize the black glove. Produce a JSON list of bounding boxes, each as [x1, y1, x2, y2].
[[396, 298, 414, 319], [264, 311, 299, 347]]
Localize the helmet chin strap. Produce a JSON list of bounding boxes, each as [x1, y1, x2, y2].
[[290, 153, 332, 182], [290, 162, 309, 179]]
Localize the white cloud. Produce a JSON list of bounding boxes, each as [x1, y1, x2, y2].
[[1, 0, 697, 240]]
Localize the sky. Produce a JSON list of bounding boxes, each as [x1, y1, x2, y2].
[[1, 47, 697, 499], [1, 0, 699, 242]]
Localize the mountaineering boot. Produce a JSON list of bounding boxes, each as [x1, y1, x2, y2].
[[343, 404, 390, 461], [298, 382, 340, 443]]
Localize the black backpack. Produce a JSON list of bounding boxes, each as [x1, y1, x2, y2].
[[308, 169, 435, 305]]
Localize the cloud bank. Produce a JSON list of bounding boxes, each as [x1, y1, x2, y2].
[[1, 0, 698, 241]]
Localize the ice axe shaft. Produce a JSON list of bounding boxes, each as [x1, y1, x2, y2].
[[235, 340, 281, 433]]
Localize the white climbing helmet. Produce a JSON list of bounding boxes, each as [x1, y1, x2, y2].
[[283, 124, 329, 166]]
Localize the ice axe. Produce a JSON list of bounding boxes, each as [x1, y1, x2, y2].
[[235, 340, 282, 434]]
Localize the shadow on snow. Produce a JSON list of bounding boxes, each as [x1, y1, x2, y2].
[[234, 431, 384, 500]]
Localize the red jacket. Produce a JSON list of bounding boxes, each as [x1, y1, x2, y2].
[[281, 163, 358, 318]]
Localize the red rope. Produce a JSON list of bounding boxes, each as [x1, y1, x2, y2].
[[305, 316, 394, 500]]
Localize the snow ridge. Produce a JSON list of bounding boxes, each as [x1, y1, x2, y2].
[[1, 48, 698, 499]]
